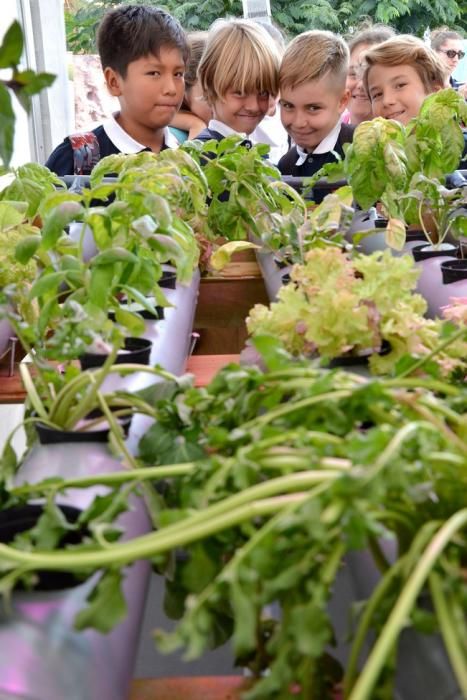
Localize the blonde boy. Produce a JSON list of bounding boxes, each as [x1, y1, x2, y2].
[[195, 19, 281, 142], [278, 30, 354, 179], [362, 35, 448, 125]]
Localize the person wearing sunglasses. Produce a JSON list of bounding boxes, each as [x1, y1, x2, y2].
[[430, 28, 467, 98]]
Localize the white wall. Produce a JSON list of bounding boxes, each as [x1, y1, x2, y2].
[[0, 0, 72, 167]]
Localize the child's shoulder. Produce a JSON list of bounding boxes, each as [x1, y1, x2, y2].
[[45, 125, 118, 176], [194, 127, 225, 142]]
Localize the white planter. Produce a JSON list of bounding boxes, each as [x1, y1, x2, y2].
[[413, 244, 458, 318]]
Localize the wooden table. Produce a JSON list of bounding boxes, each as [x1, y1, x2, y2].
[[129, 677, 250, 700], [185, 354, 239, 386]]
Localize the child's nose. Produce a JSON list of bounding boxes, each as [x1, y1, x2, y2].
[[162, 76, 177, 95], [243, 94, 261, 111], [291, 111, 308, 128]]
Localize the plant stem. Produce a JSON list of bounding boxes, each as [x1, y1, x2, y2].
[[0, 492, 312, 570], [0, 471, 340, 571], [343, 557, 405, 696], [348, 509, 467, 700], [395, 325, 467, 379], [11, 462, 195, 497], [239, 390, 352, 431], [429, 572, 467, 697]]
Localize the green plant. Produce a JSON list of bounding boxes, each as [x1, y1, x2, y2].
[[246, 247, 467, 374], [0, 353, 466, 699], [0, 21, 55, 167], [183, 135, 306, 253], [337, 89, 467, 249]]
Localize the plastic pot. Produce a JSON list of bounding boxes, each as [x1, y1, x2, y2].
[[440, 258, 467, 285], [1, 440, 153, 700], [79, 337, 152, 370], [412, 244, 458, 318], [0, 318, 13, 358]]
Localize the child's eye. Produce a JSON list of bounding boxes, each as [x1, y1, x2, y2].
[[279, 101, 293, 111], [307, 106, 321, 112], [258, 90, 269, 98], [174, 71, 185, 78], [147, 71, 160, 77], [370, 91, 382, 101], [395, 82, 407, 89]]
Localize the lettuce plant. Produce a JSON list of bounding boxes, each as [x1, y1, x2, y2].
[[246, 248, 467, 375]]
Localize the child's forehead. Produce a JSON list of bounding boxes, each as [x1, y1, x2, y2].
[[131, 47, 185, 67], [367, 62, 418, 82], [281, 77, 342, 102]]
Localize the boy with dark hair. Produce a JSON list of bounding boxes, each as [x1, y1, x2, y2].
[[278, 30, 354, 178], [46, 4, 188, 175]]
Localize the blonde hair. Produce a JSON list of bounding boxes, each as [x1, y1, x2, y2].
[[362, 35, 449, 95], [279, 30, 349, 90], [198, 19, 281, 104]]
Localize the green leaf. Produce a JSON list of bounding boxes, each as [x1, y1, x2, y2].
[[14, 234, 41, 263], [114, 307, 146, 336], [0, 83, 15, 167], [385, 218, 406, 251], [210, 241, 260, 271], [0, 21, 23, 68], [29, 270, 64, 299], [0, 201, 24, 229], [74, 569, 127, 633], [91, 247, 139, 266], [89, 264, 114, 309]]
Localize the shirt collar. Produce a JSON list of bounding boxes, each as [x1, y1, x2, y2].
[[295, 120, 342, 166], [208, 119, 248, 139], [102, 112, 179, 153]]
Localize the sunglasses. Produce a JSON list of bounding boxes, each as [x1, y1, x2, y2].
[[439, 49, 465, 60]]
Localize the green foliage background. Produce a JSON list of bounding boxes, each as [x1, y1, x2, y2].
[[65, 0, 466, 54]]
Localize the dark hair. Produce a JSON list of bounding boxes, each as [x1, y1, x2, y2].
[[97, 5, 189, 78], [348, 23, 395, 53], [430, 27, 464, 51]]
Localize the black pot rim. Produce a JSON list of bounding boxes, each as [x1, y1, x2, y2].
[[440, 258, 467, 285], [159, 269, 177, 289], [35, 414, 132, 445], [0, 504, 86, 591], [79, 336, 152, 370], [412, 243, 458, 262], [327, 340, 391, 368]]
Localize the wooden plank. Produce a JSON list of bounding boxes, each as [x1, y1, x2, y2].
[[194, 265, 268, 355], [186, 354, 240, 386], [129, 677, 250, 700]]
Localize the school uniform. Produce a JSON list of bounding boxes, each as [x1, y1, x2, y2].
[[194, 119, 253, 148], [278, 121, 354, 178], [45, 112, 179, 176]]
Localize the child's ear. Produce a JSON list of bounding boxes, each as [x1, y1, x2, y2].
[[104, 67, 123, 97], [338, 87, 351, 112]]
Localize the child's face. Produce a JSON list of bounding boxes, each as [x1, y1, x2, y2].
[[367, 63, 429, 125], [211, 90, 271, 135], [436, 39, 465, 75], [347, 43, 372, 125], [186, 80, 212, 124], [106, 47, 185, 131], [279, 77, 349, 151]]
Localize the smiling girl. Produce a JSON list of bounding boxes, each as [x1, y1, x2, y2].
[[195, 19, 281, 144], [362, 36, 448, 126]]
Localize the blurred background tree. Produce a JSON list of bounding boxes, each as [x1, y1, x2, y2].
[[64, 0, 466, 53]]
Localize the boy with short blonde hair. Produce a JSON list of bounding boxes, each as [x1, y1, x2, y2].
[[195, 19, 281, 141], [362, 35, 448, 125], [278, 30, 354, 179]]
